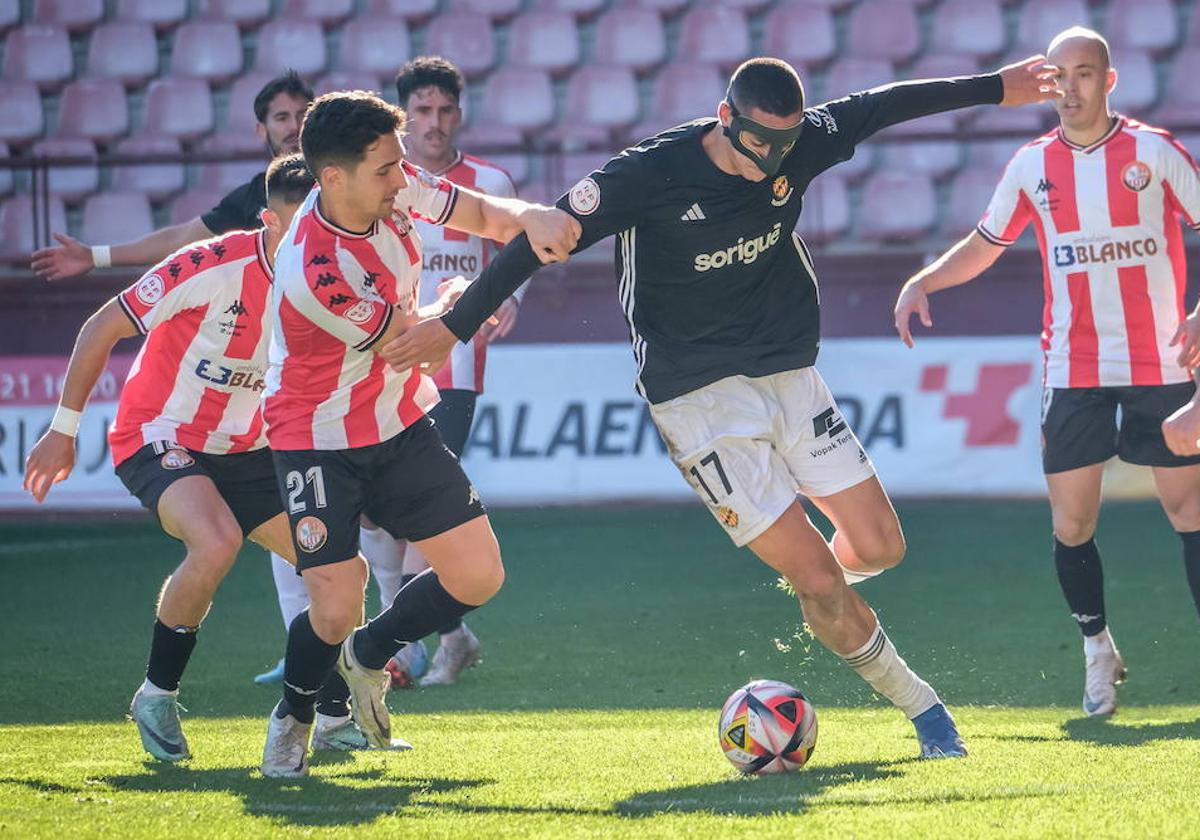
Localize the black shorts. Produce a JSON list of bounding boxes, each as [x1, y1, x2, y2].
[[1041, 382, 1200, 473], [115, 442, 283, 536], [430, 388, 477, 457], [273, 416, 486, 571]]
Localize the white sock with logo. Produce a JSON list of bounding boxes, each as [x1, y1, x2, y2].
[[841, 623, 939, 719]]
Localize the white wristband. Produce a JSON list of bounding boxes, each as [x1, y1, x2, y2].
[[91, 245, 112, 269], [49, 405, 81, 437]]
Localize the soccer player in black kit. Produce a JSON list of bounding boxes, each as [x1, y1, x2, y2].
[[388, 56, 1062, 758]]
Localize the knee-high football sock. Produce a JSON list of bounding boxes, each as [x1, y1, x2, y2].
[[1179, 530, 1200, 619], [279, 611, 340, 724], [840, 622, 939, 719], [352, 570, 477, 670], [314, 671, 351, 719], [1054, 537, 1106, 637], [145, 619, 198, 693]]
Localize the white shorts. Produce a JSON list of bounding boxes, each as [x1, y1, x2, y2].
[[650, 367, 877, 547]]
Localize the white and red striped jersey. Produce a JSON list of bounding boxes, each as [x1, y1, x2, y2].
[[978, 116, 1200, 388], [414, 151, 516, 393], [110, 229, 273, 465], [264, 161, 458, 450]]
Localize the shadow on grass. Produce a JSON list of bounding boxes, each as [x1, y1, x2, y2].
[[1061, 715, 1200, 746]]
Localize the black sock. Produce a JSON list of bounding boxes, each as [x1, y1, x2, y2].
[[279, 611, 339, 725], [437, 617, 464, 635], [146, 619, 198, 692], [353, 570, 477, 670], [315, 671, 351, 719], [1178, 530, 1200, 619], [1054, 537, 1106, 637]]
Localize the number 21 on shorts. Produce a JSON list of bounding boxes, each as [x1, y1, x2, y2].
[[285, 466, 327, 514]]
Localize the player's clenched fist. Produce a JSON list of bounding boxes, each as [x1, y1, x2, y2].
[[518, 206, 581, 264], [23, 430, 76, 503]]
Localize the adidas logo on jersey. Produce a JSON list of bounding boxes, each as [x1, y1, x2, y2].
[[680, 203, 706, 221]]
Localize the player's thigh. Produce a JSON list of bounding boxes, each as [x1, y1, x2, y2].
[[1041, 387, 1118, 474], [428, 389, 477, 457], [1151, 463, 1200, 532], [1117, 383, 1200, 470], [747, 500, 843, 600], [157, 475, 243, 560], [206, 447, 286, 544], [808, 474, 904, 564], [412, 515, 503, 606], [1044, 463, 1105, 543], [248, 513, 297, 564]]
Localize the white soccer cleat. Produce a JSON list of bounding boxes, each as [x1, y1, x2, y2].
[[261, 703, 312, 777], [336, 634, 393, 749], [130, 686, 191, 762], [421, 624, 482, 687], [1082, 629, 1127, 716]]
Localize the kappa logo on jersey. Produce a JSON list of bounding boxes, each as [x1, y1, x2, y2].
[[568, 176, 600, 215], [344, 300, 375, 324], [1053, 236, 1160, 267], [294, 515, 328, 553], [1121, 160, 1152, 192], [135, 274, 165, 306], [1035, 178, 1060, 212], [224, 300, 247, 316], [771, 175, 794, 207], [693, 223, 783, 272], [160, 448, 195, 470]]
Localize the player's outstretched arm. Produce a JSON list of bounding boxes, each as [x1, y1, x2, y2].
[[30, 217, 215, 283], [894, 231, 1004, 348], [23, 298, 138, 502], [444, 188, 581, 264]]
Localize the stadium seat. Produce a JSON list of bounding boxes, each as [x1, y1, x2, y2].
[[481, 67, 556, 133], [82, 192, 155, 245], [56, 79, 130, 145], [3, 25, 73, 90], [761, 4, 836, 70], [795, 173, 849, 245], [195, 0, 271, 29], [592, 7, 666, 74], [315, 71, 383, 98], [1154, 47, 1200, 126], [532, 0, 608, 19], [881, 141, 964, 180], [86, 22, 159, 87], [423, 13, 497, 79], [0, 1, 17, 33], [226, 72, 275, 140], [507, 11, 580, 76], [199, 135, 268, 192], [364, 0, 439, 22], [558, 151, 616, 193], [616, 0, 690, 17], [253, 20, 327, 76], [1107, 0, 1177, 53], [1015, 0, 1092, 52], [1108, 49, 1157, 116], [629, 62, 725, 140], [846, 0, 921, 63], [169, 21, 244, 83], [115, 0, 188, 29], [943, 167, 1006, 237], [112, 134, 186, 201], [33, 0, 104, 33], [487, 153, 530, 187], [967, 103, 1050, 135], [457, 123, 525, 156], [143, 77, 215, 143], [448, 0, 523, 20], [552, 65, 640, 147], [0, 142, 10, 195], [170, 188, 226, 225], [966, 139, 1025, 171], [820, 58, 894, 103], [31, 138, 99, 202], [930, 0, 1006, 59], [859, 172, 936, 241], [0, 81, 46, 145], [336, 16, 411, 78], [676, 6, 751, 71], [279, 0, 355, 27], [0, 194, 67, 258]]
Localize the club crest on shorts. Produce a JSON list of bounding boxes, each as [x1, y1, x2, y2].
[[1121, 160, 1151, 192], [717, 506, 739, 529], [295, 516, 328, 553], [160, 448, 194, 470]]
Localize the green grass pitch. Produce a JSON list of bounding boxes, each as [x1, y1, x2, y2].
[[1, 500, 1198, 839]]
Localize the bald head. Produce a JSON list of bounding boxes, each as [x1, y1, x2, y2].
[[1048, 26, 1110, 70]]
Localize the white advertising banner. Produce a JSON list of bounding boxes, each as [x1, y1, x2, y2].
[[0, 339, 1068, 511]]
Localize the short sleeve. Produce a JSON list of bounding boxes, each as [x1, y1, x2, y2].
[[286, 246, 394, 352], [976, 156, 1034, 246], [556, 150, 649, 253], [117, 254, 214, 334], [1159, 134, 1200, 231], [398, 161, 458, 226]]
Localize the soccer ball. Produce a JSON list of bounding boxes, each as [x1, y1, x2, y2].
[[718, 679, 818, 774]]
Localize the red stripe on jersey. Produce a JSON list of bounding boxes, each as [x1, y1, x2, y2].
[[1029, 212, 1054, 354], [382, 216, 420, 268], [442, 161, 476, 243], [1066, 272, 1099, 387], [1044, 141, 1080, 234], [1105, 130, 1140, 228], [269, 295, 343, 449], [223, 260, 268, 360], [174, 388, 232, 451], [397, 367, 424, 427], [299, 216, 390, 335], [344, 353, 385, 447], [1001, 190, 1037, 243], [1118, 265, 1163, 386], [1163, 179, 1189, 324]]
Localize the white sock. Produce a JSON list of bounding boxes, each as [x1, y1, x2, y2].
[[315, 712, 349, 729], [360, 526, 407, 612], [1084, 628, 1113, 657], [141, 677, 177, 697], [828, 539, 882, 586], [841, 623, 939, 719], [270, 552, 309, 631]]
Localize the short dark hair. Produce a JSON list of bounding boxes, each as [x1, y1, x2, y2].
[[265, 153, 315, 205], [254, 70, 315, 124], [728, 58, 805, 118], [300, 90, 406, 176], [395, 56, 464, 107]]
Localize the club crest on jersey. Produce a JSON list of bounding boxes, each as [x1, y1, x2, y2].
[[568, 177, 600, 215], [717, 506, 739, 529], [135, 274, 165, 306], [344, 300, 375, 324], [1121, 160, 1152, 192], [391, 209, 411, 236], [771, 175, 794, 207], [411, 165, 442, 191], [160, 448, 194, 470], [295, 516, 328, 553]]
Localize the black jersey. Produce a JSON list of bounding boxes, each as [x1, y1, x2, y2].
[[443, 74, 1004, 404], [201, 171, 267, 235]]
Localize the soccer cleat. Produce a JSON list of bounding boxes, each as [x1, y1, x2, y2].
[[130, 686, 191, 762], [385, 640, 428, 689], [312, 713, 370, 751], [261, 702, 312, 777], [336, 634, 393, 749], [420, 625, 482, 687], [253, 656, 286, 685], [912, 703, 967, 759], [1082, 629, 1127, 716]]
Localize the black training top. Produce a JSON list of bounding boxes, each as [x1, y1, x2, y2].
[[443, 74, 1005, 404], [201, 170, 267, 235]]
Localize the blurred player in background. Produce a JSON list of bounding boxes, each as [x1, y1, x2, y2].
[[31, 71, 313, 281], [386, 55, 1060, 759], [894, 28, 1200, 716]]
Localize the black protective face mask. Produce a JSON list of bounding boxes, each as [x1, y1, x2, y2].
[[721, 98, 804, 177]]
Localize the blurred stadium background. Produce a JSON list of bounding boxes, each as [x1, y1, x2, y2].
[[0, 0, 1194, 507]]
